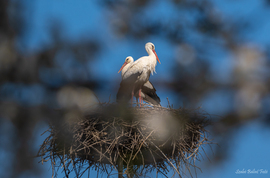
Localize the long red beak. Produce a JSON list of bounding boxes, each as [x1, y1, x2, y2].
[[153, 50, 161, 64], [118, 62, 128, 73]]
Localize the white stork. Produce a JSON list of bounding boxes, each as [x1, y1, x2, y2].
[[116, 42, 160, 105], [118, 56, 161, 106]]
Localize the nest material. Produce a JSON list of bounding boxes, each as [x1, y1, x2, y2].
[[38, 103, 211, 178]]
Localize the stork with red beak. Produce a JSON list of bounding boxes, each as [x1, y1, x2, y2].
[[116, 42, 161, 105], [118, 56, 161, 106]]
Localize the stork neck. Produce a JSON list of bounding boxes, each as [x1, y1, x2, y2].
[[146, 48, 154, 57], [148, 51, 157, 74], [121, 63, 131, 78]]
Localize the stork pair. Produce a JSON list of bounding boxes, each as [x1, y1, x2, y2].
[[117, 42, 161, 106]]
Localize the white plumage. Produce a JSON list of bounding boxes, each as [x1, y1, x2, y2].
[[118, 56, 161, 105], [117, 42, 160, 105]]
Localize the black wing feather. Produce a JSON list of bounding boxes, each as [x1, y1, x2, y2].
[[136, 81, 161, 105]]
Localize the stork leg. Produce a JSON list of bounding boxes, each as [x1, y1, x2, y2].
[[138, 89, 142, 107], [131, 89, 134, 105]]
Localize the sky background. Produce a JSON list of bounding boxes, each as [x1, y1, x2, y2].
[[1, 0, 270, 177]]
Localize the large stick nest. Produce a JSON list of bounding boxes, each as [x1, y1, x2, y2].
[[38, 103, 212, 177]]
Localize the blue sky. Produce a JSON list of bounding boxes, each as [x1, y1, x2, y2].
[[197, 122, 270, 178], [7, 0, 270, 177]]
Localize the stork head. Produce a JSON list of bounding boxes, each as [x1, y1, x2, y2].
[[145, 42, 161, 64], [125, 56, 134, 64], [118, 56, 134, 73]]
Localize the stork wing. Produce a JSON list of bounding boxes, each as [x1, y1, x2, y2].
[[142, 92, 161, 106], [142, 81, 161, 105], [135, 81, 161, 106], [116, 70, 143, 103]]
